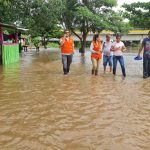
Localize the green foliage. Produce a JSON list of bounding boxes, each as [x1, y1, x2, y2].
[[47, 42, 60, 48], [44, 27, 64, 39], [123, 2, 150, 29], [74, 41, 81, 48], [31, 37, 41, 48], [105, 11, 132, 34], [20, 0, 63, 41], [131, 42, 140, 48], [0, 0, 132, 53], [0, 0, 10, 5], [0, 0, 63, 38], [60, 0, 129, 53]]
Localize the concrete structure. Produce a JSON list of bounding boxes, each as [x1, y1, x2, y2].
[[72, 30, 150, 42]]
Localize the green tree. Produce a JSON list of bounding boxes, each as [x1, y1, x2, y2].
[[0, 0, 10, 5], [60, 0, 130, 54], [23, 0, 63, 48], [0, 0, 63, 48], [123, 2, 150, 29]]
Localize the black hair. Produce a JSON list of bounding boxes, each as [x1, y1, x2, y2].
[[148, 31, 150, 35], [64, 29, 69, 33], [115, 34, 121, 38], [93, 34, 99, 42], [106, 34, 111, 37]]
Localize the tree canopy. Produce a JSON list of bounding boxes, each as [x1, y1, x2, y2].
[[0, 0, 10, 5], [123, 2, 150, 29], [0, 0, 63, 48], [60, 0, 130, 53], [0, 0, 63, 36], [0, 0, 132, 52]]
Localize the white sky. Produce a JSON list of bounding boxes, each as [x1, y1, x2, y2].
[[117, 0, 150, 6]]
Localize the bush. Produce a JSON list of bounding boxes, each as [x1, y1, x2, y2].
[[31, 37, 41, 48], [47, 42, 60, 48], [131, 41, 140, 47]]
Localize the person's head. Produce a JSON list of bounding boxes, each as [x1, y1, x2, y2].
[[148, 31, 150, 39], [115, 35, 121, 43], [93, 34, 101, 42], [106, 34, 111, 42], [64, 29, 70, 37]]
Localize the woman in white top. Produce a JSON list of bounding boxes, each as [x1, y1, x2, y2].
[[111, 35, 126, 78], [90, 34, 102, 75]]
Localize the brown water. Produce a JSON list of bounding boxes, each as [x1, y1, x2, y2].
[[0, 49, 149, 150]]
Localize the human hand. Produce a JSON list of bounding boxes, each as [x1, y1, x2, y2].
[[121, 46, 126, 52], [64, 34, 67, 38], [115, 46, 121, 50], [110, 46, 115, 51], [134, 55, 142, 60], [96, 51, 101, 54]]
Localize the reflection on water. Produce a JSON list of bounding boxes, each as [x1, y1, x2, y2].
[[0, 48, 149, 150]]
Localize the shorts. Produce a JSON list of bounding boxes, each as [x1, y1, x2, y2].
[[103, 55, 112, 67]]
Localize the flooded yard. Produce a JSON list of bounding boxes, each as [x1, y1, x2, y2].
[[0, 49, 149, 150]]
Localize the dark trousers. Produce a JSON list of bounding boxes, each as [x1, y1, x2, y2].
[[22, 46, 28, 52], [143, 56, 150, 78], [62, 54, 73, 74], [113, 55, 126, 77]]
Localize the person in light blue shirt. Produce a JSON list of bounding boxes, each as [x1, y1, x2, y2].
[[103, 34, 113, 73]]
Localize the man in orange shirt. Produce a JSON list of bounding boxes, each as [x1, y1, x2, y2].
[[60, 29, 74, 75]]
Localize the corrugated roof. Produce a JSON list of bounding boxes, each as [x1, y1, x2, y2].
[[0, 22, 16, 29], [0, 22, 28, 31], [101, 30, 150, 35], [128, 30, 149, 34]]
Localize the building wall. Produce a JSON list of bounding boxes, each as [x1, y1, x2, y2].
[[72, 34, 147, 42]]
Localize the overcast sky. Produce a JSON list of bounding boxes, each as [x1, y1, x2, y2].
[[117, 0, 150, 6]]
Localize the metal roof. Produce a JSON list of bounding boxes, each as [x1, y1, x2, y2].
[[100, 30, 150, 35], [0, 22, 28, 31], [0, 22, 16, 29]]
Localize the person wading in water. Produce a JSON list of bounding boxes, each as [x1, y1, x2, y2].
[[60, 29, 74, 75], [103, 34, 113, 73], [111, 35, 126, 79], [137, 31, 150, 78], [90, 34, 102, 75]]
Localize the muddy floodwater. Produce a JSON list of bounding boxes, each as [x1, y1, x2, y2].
[[0, 49, 149, 150]]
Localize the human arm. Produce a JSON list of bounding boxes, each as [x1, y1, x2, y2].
[[60, 38, 64, 46], [72, 40, 75, 53], [122, 46, 126, 52], [121, 43, 127, 52], [137, 43, 144, 56], [90, 43, 96, 53], [60, 34, 66, 46], [110, 44, 115, 51], [99, 43, 103, 53]]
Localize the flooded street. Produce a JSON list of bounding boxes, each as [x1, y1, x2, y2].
[[0, 49, 149, 150]]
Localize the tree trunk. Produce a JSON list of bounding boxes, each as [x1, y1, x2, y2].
[[79, 32, 87, 56], [36, 46, 39, 51], [43, 42, 47, 49], [70, 28, 87, 56], [42, 37, 47, 49], [79, 40, 86, 54]]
